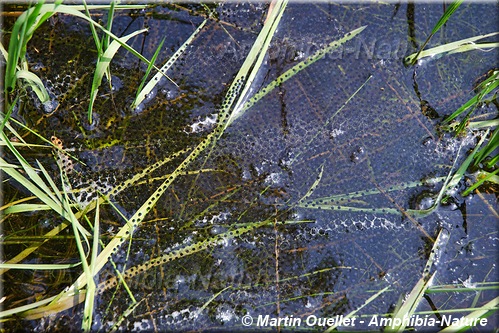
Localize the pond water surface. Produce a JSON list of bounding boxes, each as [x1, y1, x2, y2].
[[1, 2, 498, 332]]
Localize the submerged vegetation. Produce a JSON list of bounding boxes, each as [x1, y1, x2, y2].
[[1, 1, 497, 332]]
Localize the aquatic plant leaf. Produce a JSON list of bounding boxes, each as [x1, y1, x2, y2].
[[301, 177, 446, 204], [83, 1, 102, 64], [0, 96, 19, 133], [385, 274, 436, 333], [0, 296, 61, 319], [5, 1, 45, 93], [427, 282, 499, 293], [448, 42, 499, 54], [0, 161, 19, 168]]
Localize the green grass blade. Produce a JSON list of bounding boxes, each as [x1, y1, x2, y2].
[[88, 28, 147, 122], [238, 25, 367, 118], [323, 285, 390, 333], [385, 229, 449, 332], [132, 19, 207, 109], [468, 119, 499, 129], [226, 0, 288, 127], [427, 282, 499, 293], [133, 37, 165, 107], [20, 3, 290, 317], [3, 204, 52, 214], [462, 169, 499, 196], [82, 199, 100, 332], [97, 219, 273, 294], [437, 297, 499, 333], [102, 1, 115, 51], [431, 0, 463, 35], [297, 164, 324, 204], [2, 132, 75, 219], [4, 2, 38, 92], [407, 0, 463, 65], [443, 69, 498, 124], [0, 157, 63, 218], [0, 296, 59, 318], [0, 263, 81, 270], [83, 0, 102, 63], [4, 0, 63, 94], [405, 32, 498, 64], [386, 274, 436, 333], [486, 155, 499, 168], [0, 161, 19, 168], [36, 160, 63, 202], [15, 69, 49, 103], [0, 96, 18, 132], [473, 127, 498, 165], [448, 42, 499, 55]]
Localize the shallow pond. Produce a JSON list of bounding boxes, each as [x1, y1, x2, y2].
[[1, 2, 498, 332]]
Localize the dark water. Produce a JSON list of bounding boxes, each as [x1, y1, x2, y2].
[[1, 2, 497, 332]]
